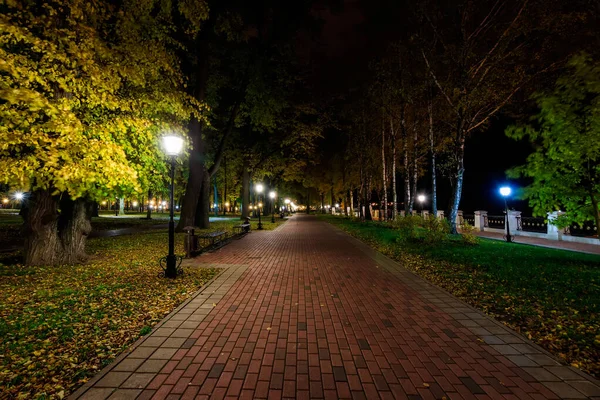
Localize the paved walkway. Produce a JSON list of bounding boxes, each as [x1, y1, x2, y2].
[[73, 215, 600, 400], [473, 231, 600, 255]]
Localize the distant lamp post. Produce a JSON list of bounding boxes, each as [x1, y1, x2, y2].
[[269, 191, 276, 223], [499, 186, 513, 243], [255, 184, 264, 230], [161, 134, 184, 278], [225, 202, 230, 213], [417, 194, 426, 213], [284, 198, 291, 216], [14, 192, 24, 201]]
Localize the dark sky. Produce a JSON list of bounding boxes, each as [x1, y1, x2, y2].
[[308, 0, 537, 215]]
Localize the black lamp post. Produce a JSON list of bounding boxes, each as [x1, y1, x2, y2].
[[500, 186, 513, 243], [269, 191, 276, 223], [162, 135, 184, 278], [256, 183, 264, 230]]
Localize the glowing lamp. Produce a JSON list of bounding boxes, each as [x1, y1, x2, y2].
[[161, 135, 184, 156], [499, 187, 511, 197]]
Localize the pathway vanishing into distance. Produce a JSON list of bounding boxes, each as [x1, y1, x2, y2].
[[73, 214, 600, 400]]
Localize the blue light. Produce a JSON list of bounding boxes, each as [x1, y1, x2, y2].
[[499, 186, 512, 197]]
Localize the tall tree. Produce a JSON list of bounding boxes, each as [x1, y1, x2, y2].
[[0, 0, 199, 265], [507, 54, 600, 234]]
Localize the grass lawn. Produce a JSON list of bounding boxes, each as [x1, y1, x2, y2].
[[0, 213, 287, 398], [320, 214, 600, 378]]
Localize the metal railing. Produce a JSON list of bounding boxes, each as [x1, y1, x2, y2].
[[566, 222, 598, 237], [520, 217, 547, 233], [487, 215, 505, 229]]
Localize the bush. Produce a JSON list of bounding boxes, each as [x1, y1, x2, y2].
[[424, 217, 450, 244], [461, 222, 479, 245], [392, 215, 424, 242]]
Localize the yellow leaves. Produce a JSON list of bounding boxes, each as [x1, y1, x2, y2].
[[0, 231, 218, 398]]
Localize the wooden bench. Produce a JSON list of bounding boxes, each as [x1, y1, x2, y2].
[[197, 231, 227, 247], [233, 223, 251, 235]]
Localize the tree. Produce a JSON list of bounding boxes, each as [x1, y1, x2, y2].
[[506, 54, 600, 235], [0, 0, 199, 265], [417, 0, 590, 232]]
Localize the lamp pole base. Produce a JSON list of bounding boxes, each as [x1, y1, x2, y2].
[[165, 254, 178, 278]]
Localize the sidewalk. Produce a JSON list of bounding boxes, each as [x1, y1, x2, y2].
[[474, 231, 600, 256], [73, 214, 600, 399]]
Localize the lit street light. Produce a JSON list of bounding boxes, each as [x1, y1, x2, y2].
[[161, 134, 184, 278], [269, 191, 276, 223], [284, 198, 291, 216], [499, 186, 513, 243], [255, 184, 264, 230], [417, 194, 426, 214]]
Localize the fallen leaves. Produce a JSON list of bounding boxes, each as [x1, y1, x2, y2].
[[0, 231, 218, 399]]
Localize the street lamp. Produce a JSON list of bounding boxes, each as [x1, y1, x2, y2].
[[499, 186, 513, 243], [161, 134, 184, 278], [269, 191, 276, 223], [255, 184, 264, 230], [284, 198, 291, 216], [417, 194, 426, 214]]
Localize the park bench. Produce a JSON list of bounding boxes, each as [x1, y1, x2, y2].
[[233, 222, 251, 235], [184, 227, 228, 257], [197, 230, 228, 247]]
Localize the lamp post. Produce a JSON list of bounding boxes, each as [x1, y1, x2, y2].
[[256, 184, 264, 230], [269, 191, 276, 223], [417, 194, 426, 214], [499, 186, 513, 243], [161, 134, 184, 278], [284, 198, 290, 216]]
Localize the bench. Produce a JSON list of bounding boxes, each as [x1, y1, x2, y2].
[[233, 223, 251, 235], [197, 231, 228, 247]]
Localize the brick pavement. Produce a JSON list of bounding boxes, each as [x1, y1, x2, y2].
[[73, 214, 600, 400]]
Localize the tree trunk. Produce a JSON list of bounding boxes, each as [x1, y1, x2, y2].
[[365, 175, 373, 221], [330, 186, 334, 211], [429, 99, 438, 217], [589, 190, 600, 239], [381, 113, 388, 221], [401, 109, 411, 214], [195, 169, 211, 228], [223, 156, 227, 216], [119, 198, 125, 215], [176, 116, 204, 230], [23, 189, 93, 266], [410, 124, 418, 213], [306, 190, 311, 214], [241, 159, 250, 219], [320, 193, 325, 213], [146, 189, 153, 219], [448, 129, 466, 234], [391, 116, 398, 220]]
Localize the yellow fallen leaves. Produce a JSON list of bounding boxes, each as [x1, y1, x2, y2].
[[0, 231, 218, 399]]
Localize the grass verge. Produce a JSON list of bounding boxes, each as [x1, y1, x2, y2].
[[0, 230, 219, 399], [320, 214, 600, 378]]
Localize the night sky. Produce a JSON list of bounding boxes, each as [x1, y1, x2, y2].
[[308, 0, 541, 215]]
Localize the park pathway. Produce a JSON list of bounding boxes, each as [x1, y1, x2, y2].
[[73, 214, 600, 400]]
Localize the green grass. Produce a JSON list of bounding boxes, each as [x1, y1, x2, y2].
[[320, 214, 600, 378], [0, 229, 222, 398]]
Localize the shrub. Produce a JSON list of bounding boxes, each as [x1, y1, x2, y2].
[[461, 222, 479, 245], [393, 215, 424, 242], [424, 217, 450, 244]]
